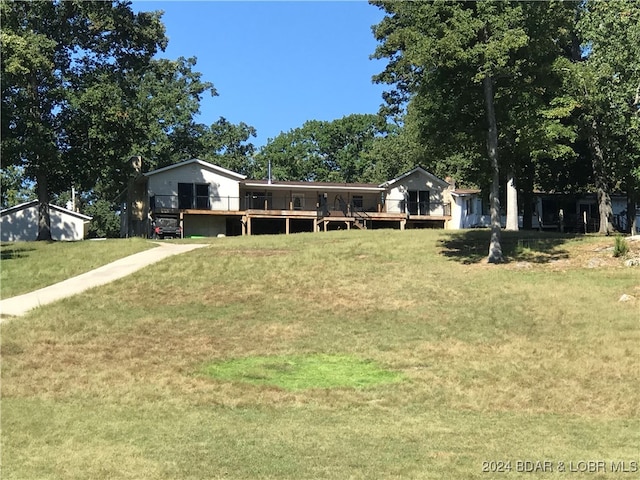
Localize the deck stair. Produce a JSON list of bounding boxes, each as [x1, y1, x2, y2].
[[353, 210, 369, 230]]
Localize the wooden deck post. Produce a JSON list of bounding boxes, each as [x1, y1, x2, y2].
[[286, 217, 290, 235]]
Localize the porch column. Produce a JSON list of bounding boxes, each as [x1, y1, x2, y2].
[[180, 212, 184, 238], [246, 216, 252, 236], [286, 217, 290, 235]]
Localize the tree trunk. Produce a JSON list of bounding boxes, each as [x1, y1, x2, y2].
[[505, 171, 519, 231], [36, 166, 52, 241], [483, 75, 504, 263], [627, 174, 638, 235], [588, 118, 614, 235]]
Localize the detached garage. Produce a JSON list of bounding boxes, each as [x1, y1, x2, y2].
[[1, 201, 92, 242]]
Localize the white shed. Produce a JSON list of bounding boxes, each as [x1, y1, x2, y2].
[[1, 201, 92, 242]]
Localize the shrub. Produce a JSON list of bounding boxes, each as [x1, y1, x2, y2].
[[613, 235, 629, 257]]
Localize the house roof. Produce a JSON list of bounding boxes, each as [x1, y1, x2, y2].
[[379, 166, 450, 188], [450, 188, 481, 197], [242, 179, 383, 192], [1, 200, 92, 221], [144, 158, 247, 180]]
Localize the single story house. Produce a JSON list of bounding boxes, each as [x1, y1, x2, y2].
[[125, 160, 458, 237], [1, 201, 92, 242]]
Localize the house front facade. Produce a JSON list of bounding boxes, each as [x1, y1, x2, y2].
[[134, 160, 455, 238]]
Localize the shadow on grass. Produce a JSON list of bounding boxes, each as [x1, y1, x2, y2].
[[0, 243, 36, 260], [438, 229, 579, 264]]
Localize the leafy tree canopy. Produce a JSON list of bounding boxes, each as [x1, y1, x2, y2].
[[254, 114, 388, 183]]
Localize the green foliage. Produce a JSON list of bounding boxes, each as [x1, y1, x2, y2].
[[255, 114, 388, 183], [0, 165, 36, 208], [85, 200, 121, 238], [1, 1, 257, 236], [1, 0, 168, 239], [371, 0, 581, 190], [613, 235, 629, 257]]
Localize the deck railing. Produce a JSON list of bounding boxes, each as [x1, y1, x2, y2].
[[150, 195, 451, 217]]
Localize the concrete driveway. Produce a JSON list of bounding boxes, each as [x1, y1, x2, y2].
[[0, 242, 208, 319]]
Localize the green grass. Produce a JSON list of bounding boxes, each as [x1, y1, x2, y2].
[[199, 354, 404, 390], [0, 238, 155, 298], [1, 229, 639, 479]]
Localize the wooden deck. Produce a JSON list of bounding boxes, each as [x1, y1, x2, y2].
[[173, 207, 451, 235]]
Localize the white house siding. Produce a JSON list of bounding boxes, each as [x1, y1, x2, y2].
[[147, 162, 242, 212], [385, 170, 449, 215]]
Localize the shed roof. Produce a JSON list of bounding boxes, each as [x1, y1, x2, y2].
[[1, 200, 93, 221]]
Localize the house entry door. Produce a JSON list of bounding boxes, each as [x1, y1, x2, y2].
[[408, 191, 418, 215], [418, 190, 430, 215], [408, 190, 429, 215]]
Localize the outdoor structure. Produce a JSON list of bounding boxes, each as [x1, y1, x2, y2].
[[1, 201, 92, 242], [134, 160, 455, 237], [448, 189, 638, 233]]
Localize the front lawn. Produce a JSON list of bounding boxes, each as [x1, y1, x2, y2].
[[1, 230, 638, 479], [0, 238, 155, 298]]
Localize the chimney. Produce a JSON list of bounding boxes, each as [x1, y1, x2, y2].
[[445, 176, 455, 190]]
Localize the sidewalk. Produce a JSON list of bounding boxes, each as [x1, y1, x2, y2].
[[0, 242, 208, 319]]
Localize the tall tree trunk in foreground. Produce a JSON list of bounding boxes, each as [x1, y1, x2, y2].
[[505, 171, 519, 231], [588, 118, 615, 235], [483, 75, 504, 263]]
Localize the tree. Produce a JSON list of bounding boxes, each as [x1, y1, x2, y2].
[[254, 114, 387, 183], [63, 55, 219, 202], [1, 0, 166, 240], [197, 117, 257, 176], [563, 0, 640, 234], [372, 1, 544, 262], [0, 165, 36, 208]]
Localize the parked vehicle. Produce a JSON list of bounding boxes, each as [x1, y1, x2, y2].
[[152, 216, 181, 239]]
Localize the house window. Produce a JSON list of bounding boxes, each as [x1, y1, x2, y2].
[[293, 194, 304, 210], [178, 183, 210, 210], [352, 195, 363, 211], [466, 198, 476, 215], [195, 184, 210, 209], [482, 197, 490, 216]]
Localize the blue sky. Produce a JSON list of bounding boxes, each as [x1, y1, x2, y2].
[[131, 1, 388, 148]]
